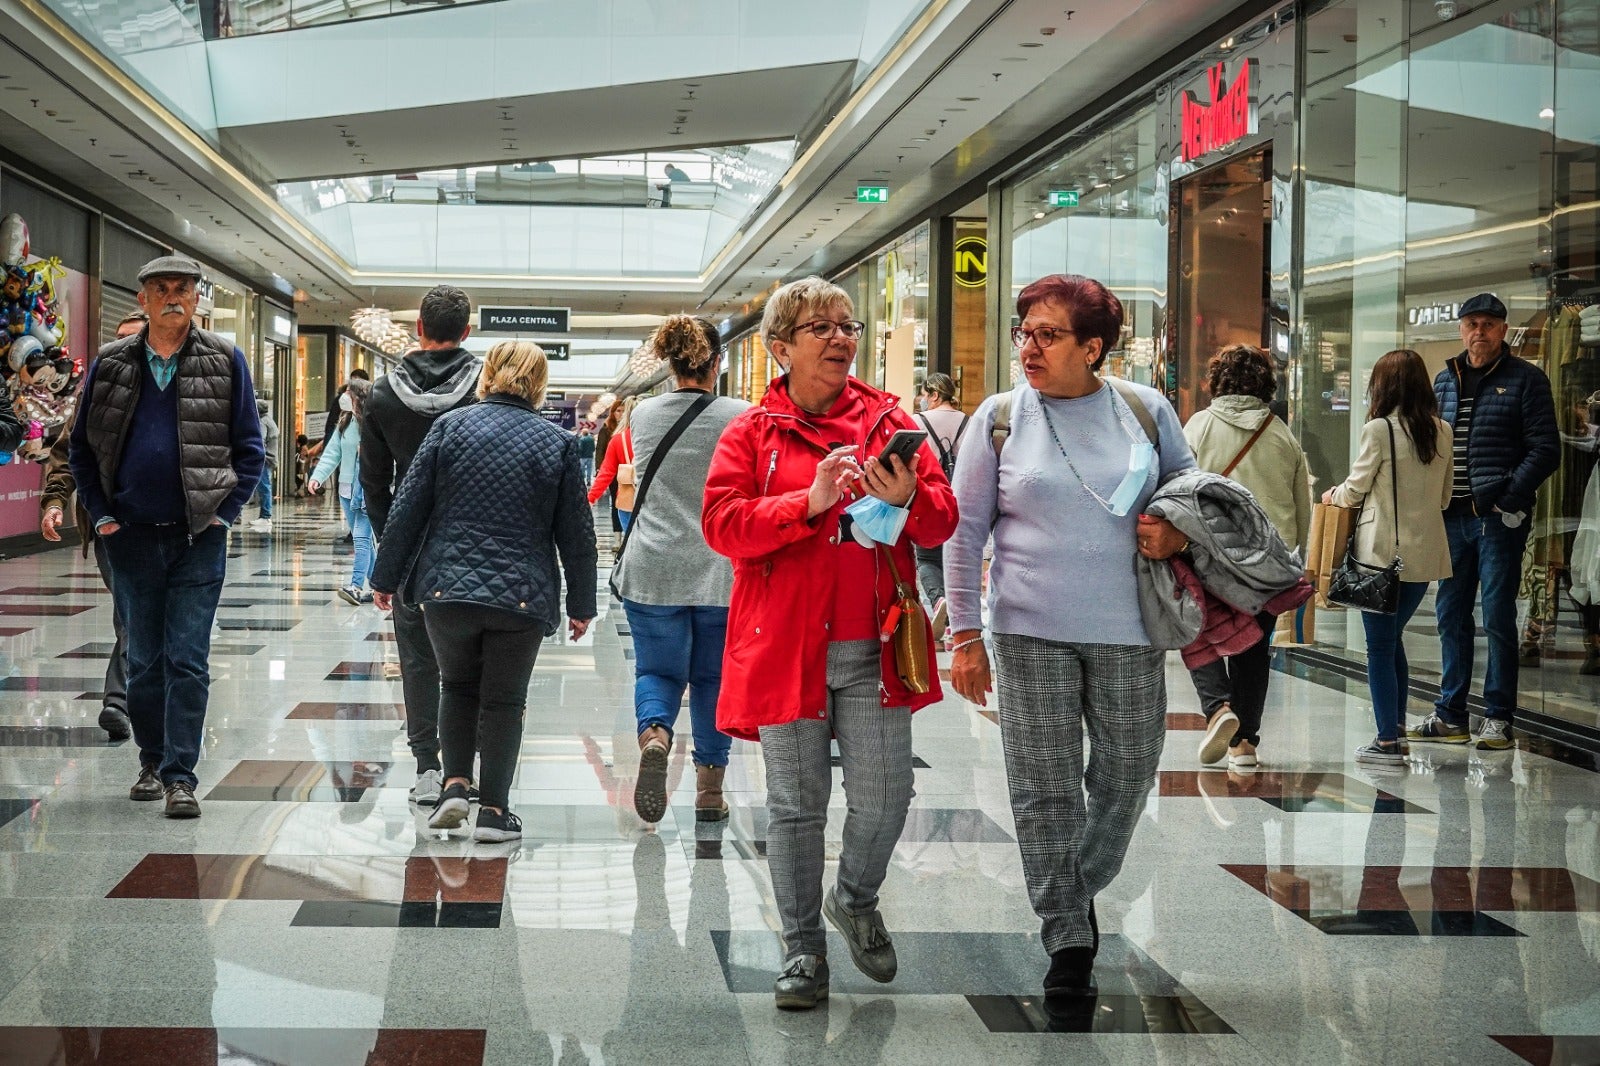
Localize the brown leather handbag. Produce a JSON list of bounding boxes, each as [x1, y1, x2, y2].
[[878, 544, 932, 694]]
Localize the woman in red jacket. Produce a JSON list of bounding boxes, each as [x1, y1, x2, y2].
[[702, 276, 958, 1010], [588, 398, 636, 530]]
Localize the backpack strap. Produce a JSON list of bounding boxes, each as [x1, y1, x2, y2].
[[918, 412, 954, 471], [991, 392, 1014, 459], [1107, 378, 1159, 449]]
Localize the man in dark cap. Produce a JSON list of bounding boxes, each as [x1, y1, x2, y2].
[[68, 255, 264, 817], [1411, 292, 1559, 751]]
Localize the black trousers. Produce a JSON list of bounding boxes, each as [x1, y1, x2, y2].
[[393, 599, 443, 773], [1188, 612, 1275, 747], [424, 602, 542, 810]]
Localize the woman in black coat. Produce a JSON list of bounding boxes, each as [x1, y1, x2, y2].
[[371, 341, 598, 843]]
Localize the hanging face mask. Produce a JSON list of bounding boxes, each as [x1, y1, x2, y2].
[[338, 393, 354, 413], [843, 494, 910, 547], [1104, 441, 1156, 517]]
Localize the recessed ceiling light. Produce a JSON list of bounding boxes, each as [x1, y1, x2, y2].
[[1020, 41, 1044, 47], [945, 107, 967, 112], [1002, 56, 1027, 62], [1539, 106, 1555, 118], [1033, 211, 1046, 219], [958, 96, 979, 102], [910, 136, 930, 142]]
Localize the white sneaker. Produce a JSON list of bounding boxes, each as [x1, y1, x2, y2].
[[1197, 708, 1240, 765], [251, 518, 272, 532], [1227, 742, 1259, 770], [410, 768, 443, 806], [930, 597, 949, 637]]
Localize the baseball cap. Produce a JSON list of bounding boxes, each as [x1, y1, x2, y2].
[[1458, 292, 1507, 320]]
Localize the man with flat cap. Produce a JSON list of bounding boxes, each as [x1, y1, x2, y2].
[[69, 255, 264, 817], [1411, 292, 1559, 752]]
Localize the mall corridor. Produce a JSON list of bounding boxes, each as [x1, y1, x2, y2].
[[0, 500, 1589, 1063]]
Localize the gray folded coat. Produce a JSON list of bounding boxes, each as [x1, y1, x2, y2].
[[1141, 470, 1307, 617]]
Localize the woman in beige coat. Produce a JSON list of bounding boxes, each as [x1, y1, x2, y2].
[[1323, 349, 1453, 766], [1183, 344, 1312, 769]]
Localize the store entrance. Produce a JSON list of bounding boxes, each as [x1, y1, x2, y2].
[[1172, 148, 1272, 421]]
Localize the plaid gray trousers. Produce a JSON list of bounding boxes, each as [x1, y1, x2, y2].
[[759, 639, 915, 958], [991, 634, 1166, 954]]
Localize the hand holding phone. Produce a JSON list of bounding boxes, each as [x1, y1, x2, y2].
[[864, 429, 924, 507], [876, 429, 927, 468]]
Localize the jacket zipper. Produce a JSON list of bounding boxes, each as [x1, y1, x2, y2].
[[763, 449, 778, 495], [1451, 354, 1505, 519]]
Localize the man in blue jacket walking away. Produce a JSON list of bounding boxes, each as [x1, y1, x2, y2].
[[1411, 292, 1559, 752]]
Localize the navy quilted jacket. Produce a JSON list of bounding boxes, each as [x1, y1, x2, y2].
[[370, 394, 598, 633], [1433, 346, 1559, 516]]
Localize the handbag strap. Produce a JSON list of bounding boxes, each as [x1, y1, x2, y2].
[[1384, 418, 1400, 558], [876, 542, 918, 599], [1221, 414, 1273, 477], [615, 392, 715, 558]]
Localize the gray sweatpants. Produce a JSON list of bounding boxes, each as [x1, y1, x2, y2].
[[759, 640, 915, 959], [991, 634, 1166, 955]]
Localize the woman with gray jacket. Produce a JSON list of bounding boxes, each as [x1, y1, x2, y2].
[[613, 316, 750, 825], [1181, 345, 1312, 769], [1324, 349, 1452, 766]]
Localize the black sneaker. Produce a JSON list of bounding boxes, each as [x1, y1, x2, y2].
[[473, 807, 522, 843], [427, 783, 471, 831], [773, 954, 829, 1010], [98, 706, 132, 741]]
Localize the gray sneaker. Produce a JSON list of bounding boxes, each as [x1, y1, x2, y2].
[[410, 768, 443, 806], [1473, 718, 1514, 751], [823, 886, 897, 983], [773, 954, 829, 1010]]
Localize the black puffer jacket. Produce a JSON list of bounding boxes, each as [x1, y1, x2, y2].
[[1434, 346, 1560, 516], [370, 393, 597, 633]]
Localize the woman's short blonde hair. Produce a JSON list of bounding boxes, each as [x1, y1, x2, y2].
[[761, 276, 853, 350], [477, 341, 549, 405]]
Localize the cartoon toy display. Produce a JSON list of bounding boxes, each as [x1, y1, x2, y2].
[[0, 212, 82, 463]]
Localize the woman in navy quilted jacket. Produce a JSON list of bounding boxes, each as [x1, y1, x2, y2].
[[371, 341, 598, 843]]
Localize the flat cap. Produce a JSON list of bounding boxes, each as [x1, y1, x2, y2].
[[1458, 292, 1507, 320], [136, 255, 204, 284]]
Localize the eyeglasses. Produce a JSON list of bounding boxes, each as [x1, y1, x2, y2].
[[1011, 325, 1077, 349], [791, 319, 866, 341]]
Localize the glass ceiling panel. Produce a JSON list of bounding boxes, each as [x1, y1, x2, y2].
[[274, 144, 793, 277]]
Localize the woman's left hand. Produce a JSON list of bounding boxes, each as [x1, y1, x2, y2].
[[862, 454, 917, 507], [1136, 515, 1188, 559]]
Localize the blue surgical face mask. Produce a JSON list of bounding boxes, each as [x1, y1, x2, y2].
[[843, 494, 910, 546], [1105, 441, 1155, 517]]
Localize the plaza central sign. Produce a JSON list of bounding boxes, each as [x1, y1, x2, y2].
[[479, 306, 570, 333], [1180, 59, 1258, 163]]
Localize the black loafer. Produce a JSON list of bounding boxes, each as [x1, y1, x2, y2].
[[1043, 947, 1096, 1000], [774, 954, 829, 1010], [99, 706, 132, 741], [129, 767, 163, 801]]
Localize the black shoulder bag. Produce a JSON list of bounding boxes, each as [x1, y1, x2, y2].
[[608, 391, 716, 597], [1328, 419, 1404, 614]]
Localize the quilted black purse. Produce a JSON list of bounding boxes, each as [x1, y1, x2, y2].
[[1328, 419, 1403, 614]]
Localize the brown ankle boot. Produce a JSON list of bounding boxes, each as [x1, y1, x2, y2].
[[634, 726, 671, 824], [695, 764, 729, 822]]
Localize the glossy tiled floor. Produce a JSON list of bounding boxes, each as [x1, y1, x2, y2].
[[0, 498, 1596, 1065]]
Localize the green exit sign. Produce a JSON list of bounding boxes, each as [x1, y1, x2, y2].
[[857, 184, 890, 204], [1048, 189, 1080, 208]]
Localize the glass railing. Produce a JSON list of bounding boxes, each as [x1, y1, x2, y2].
[[48, 0, 505, 43]]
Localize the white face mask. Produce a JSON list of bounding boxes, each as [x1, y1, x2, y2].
[[338, 393, 354, 413]]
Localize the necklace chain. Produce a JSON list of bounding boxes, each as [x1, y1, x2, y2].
[[1036, 388, 1143, 516]]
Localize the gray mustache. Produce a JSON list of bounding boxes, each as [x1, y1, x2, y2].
[[162, 304, 186, 315]]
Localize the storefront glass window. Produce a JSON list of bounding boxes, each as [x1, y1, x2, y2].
[[872, 223, 930, 398], [1003, 105, 1163, 390]]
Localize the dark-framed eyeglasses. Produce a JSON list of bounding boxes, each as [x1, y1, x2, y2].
[[1011, 325, 1077, 349], [791, 319, 866, 341]]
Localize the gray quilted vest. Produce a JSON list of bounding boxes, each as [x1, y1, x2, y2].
[[85, 327, 238, 535]]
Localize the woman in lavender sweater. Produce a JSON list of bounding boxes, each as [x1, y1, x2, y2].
[[945, 274, 1194, 1006]]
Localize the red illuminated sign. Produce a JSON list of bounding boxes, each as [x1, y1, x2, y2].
[[1180, 59, 1258, 163]]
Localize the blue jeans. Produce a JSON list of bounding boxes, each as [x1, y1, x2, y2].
[[253, 464, 274, 518], [1362, 581, 1430, 742], [618, 510, 632, 532], [1435, 512, 1531, 725], [339, 494, 374, 590], [101, 523, 227, 787], [622, 600, 731, 767]]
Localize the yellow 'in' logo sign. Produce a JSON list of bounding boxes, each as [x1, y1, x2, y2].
[[954, 234, 987, 289]]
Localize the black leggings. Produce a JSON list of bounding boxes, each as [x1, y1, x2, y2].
[[423, 602, 542, 810], [1188, 612, 1275, 747]]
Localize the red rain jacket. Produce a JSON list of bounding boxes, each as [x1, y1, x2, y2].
[[702, 376, 959, 740]]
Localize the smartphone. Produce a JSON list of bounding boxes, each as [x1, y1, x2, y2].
[[877, 429, 927, 469]]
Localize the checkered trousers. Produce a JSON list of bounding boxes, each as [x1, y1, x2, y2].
[[990, 634, 1167, 954]]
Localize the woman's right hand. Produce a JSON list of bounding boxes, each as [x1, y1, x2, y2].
[[805, 446, 861, 519], [307, 479, 322, 494], [949, 629, 993, 708]]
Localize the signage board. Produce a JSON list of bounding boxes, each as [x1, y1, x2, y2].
[[1179, 58, 1259, 163], [546, 391, 566, 402], [538, 341, 571, 361], [953, 234, 987, 290], [479, 306, 570, 333], [856, 185, 890, 204], [304, 410, 329, 440], [1047, 189, 1080, 208], [538, 405, 576, 429]]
